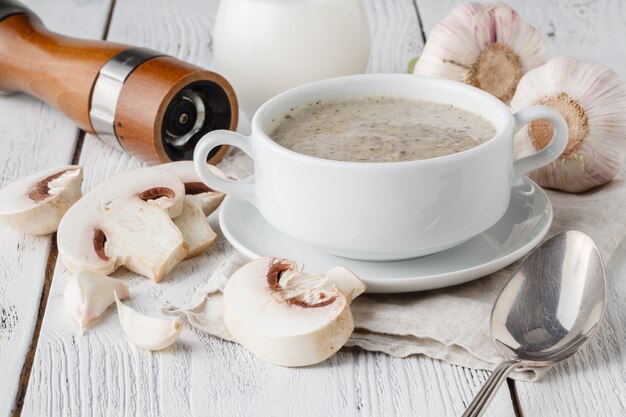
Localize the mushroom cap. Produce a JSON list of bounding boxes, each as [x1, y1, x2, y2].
[[223, 257, 363, 367], [57, 167, 187, 281], [159, 162, 226, 216], [0, 165, 82, 235]]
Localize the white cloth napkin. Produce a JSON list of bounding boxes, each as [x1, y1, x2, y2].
[[164, 151, 626, 382]]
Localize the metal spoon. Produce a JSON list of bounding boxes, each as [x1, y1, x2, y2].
[[462, 230, 606, 417]]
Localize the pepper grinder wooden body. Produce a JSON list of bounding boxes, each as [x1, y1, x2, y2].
[[0, 0, 238, 164]]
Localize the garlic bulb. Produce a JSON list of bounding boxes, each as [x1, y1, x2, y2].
[[511, 57, 626, 192], [414, 3, 548, 103]]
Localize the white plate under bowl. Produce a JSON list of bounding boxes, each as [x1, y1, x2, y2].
[[219, 176, 552, 293]]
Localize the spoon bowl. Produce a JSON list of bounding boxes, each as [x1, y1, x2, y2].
[[463, 230, 606, 417]]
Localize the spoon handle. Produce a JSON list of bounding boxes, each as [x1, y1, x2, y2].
[[461, 359, 521, 417]]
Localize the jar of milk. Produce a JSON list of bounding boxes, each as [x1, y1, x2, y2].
[[213, 0, 371, 119]]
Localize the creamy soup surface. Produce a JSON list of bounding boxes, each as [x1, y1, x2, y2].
[[269, 96, 496, 163]]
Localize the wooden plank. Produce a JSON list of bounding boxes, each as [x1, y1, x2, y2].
[[22, 0, 516, 416], [0, 1, 113, 416], [416, 1, 626, 415]]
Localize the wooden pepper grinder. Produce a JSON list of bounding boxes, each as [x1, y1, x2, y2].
[[0, 0, 238, 164]]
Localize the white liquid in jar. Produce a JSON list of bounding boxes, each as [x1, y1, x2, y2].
[[214, 0, 371, 118]]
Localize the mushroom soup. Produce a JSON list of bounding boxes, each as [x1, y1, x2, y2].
[[269, 96, 496, 163]]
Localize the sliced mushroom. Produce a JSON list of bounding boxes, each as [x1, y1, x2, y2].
[[63, 270, 130, 331], [160, 162, 226, 259], [173, 196, 218, 258], [57, 167, 188, 282], [114, 292, 183, 351], [223, 257, 367, 367], [160, 161, 226, 215], [0, 165, 82, 235]]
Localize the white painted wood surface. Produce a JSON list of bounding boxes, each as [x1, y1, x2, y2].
[[18, 0, 517, 416], [0, 1, 112, 415], [3, 0, 623, 416]]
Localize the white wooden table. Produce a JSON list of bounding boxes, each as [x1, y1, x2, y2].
[[1, 1, 625, 416]]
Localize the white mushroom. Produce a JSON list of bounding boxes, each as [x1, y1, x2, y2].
[[223, 257, 366, 367], [160, 162, 227, 259], [0, 165, 82, 235], [173, 196, 218, 258], [160, 162, 226, 216], [63, 270, 130, 331], [57, 167, 188, 282], [114, 292, 183, 351]]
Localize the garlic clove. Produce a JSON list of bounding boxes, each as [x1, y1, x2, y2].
[[511, 57, 626, 192], [0, 165, 82, 235], [414, 3, 548, 103], [223, 257, 366, 367], [63, 270, 130, 331], [173, 196, 218, 259], [114, 292, 183, 351]]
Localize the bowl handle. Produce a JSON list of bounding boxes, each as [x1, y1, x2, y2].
[[193, 130, 256, 204], [512, 105, 568, 179]]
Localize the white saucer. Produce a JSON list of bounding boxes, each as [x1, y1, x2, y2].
[[219, 177, 552, 293]]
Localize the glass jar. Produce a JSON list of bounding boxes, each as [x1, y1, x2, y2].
[[214, 0, 370, 118]]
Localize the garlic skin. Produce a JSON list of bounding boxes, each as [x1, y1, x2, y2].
[[114, 293, 182, 351], [511, 57, 626, 192], [414, 3, 548, 103], [63, 270, 130, 331]]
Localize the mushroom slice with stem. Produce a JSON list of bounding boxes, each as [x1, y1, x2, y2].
[[160, 161, 226, 216], [160, 162, 227, 259], [63, 270, 130, 331], [223, 257, 367, 367], [114, 292, 183, 351], [0, 165, 82, 235], [57, 167, 188, 282]]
